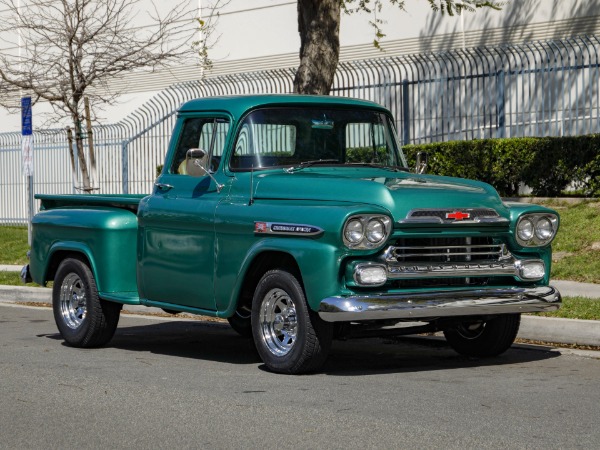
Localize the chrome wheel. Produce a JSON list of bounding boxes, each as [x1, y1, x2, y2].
[[259, 288, 298, 356], [59, 273, 87, 329], [53, 258, 121, 348], [252, 270, 332, 374]]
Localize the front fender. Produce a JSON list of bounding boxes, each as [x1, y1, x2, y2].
[[216, 237, 344, 316], [505, 202, 560, 285]]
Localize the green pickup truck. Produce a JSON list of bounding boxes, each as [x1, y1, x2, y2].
[[23, 95, 561, 374]]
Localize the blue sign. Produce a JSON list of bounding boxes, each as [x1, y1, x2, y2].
[[21, 96, 32, 136]]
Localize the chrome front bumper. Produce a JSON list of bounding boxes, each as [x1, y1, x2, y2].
[[318, 285, 561, 322]]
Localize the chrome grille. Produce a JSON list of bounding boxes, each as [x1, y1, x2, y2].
[[385, 237, 506, 264], [382, 236, 512, 288]]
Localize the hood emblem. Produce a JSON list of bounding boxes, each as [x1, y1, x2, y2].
[[446, 211, 471, 221], [399, 208, 507, 225]]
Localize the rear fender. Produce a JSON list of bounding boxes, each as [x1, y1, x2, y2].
[[44, 242, 98, 285], [30, 207, 138, 294]]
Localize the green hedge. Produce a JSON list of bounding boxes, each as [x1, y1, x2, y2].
[[403, 135, 600, 197]]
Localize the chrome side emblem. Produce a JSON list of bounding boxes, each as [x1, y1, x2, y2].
[[254, 222, 324, 237]]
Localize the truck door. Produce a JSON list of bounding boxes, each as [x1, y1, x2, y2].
[[138, 116, 230, 311]]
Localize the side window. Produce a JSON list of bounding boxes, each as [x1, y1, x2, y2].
[[201, 120, 230, 158], [170, 118, 230, 174]]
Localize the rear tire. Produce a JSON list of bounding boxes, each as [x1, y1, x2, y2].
[[227, 306, 252, 338], [251, 269, 332, 374], [52, 257, 121, 348], [443, 314, 521, 357]]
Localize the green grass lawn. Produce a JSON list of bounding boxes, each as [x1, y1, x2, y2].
[[0, 271, 39, 286], [544, 200, 600, 284], [0, 226, 29, 265], [532, 296, 600, 320]]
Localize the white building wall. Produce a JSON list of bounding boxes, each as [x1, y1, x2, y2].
[[1, 0, 599, 132]]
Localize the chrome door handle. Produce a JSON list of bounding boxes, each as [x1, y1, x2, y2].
[[154, 183, 174, 192]]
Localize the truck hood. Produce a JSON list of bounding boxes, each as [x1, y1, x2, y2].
[[252, 169, 508, 220]]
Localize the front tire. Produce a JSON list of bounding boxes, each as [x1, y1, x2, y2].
[[443, 314, 521, 357], [251, 269, 332, 374], [52, 257, 121, 348]]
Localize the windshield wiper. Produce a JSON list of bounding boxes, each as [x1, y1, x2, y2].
[[346, 162, 409, 172], [285, 159, 340, 173], [285, 160, 409, 173]]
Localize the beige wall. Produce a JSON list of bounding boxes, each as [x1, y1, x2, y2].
[[205, 0, 600, 72], [1, 0, 599, 131]]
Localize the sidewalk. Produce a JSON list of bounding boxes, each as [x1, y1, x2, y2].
[[0, 265, 23, 272], [0, 265, 598, 347], [551, 280, 600, 299]]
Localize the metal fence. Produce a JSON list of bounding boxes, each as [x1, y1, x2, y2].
[[2, 35, 600, 224]]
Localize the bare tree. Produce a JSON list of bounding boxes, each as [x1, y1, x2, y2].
[[0, 0, 202, 191], [294, 0, 505, 95], [192, 0, 230, 70]]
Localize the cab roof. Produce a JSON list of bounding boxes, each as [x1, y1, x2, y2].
[[178, 94, 390, 119]]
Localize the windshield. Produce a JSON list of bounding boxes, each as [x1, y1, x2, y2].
[[229, 107, 408, 171]]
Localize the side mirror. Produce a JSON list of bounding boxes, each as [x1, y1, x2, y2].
[[185, 148, 210, 177], [416, 151, 428, 174], [184, 148, 224, 193]]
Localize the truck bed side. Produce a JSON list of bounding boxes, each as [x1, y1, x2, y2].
[[30, 194, 144, 301]]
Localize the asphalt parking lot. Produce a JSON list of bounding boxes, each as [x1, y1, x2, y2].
[[2, 303, 599, 449]]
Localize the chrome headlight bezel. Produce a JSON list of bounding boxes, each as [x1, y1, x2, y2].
[[344, 219, 364, 245], [343, 214, 392, 249], [366, 218, 386, 243], [515, 213, 558, 247], [516, 218, 534, 242]]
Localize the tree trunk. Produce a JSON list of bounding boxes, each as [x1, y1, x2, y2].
[[293, 0, 341, 95], [71, 112, 91, 192]]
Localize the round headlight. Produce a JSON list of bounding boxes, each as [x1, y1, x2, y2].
[[535, 217, 554, 240], [344, 219, 364, 244], [366, 219, 385, 243], [517, 218, 534, 241]]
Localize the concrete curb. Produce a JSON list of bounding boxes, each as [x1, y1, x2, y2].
[[551, 280, 600, 299], [519, 315, 600, 346], [0, 285, 50, 303], [1, 284, 599, 347], [0, 285, 166, 315]]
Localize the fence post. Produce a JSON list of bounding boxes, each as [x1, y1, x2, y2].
[[496, 70, 506, 138], [402, 79, 410, 145], [121, 141, 129, 194]]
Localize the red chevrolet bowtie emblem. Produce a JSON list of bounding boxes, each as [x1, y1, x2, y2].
[[446, 211, 471, 221]]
